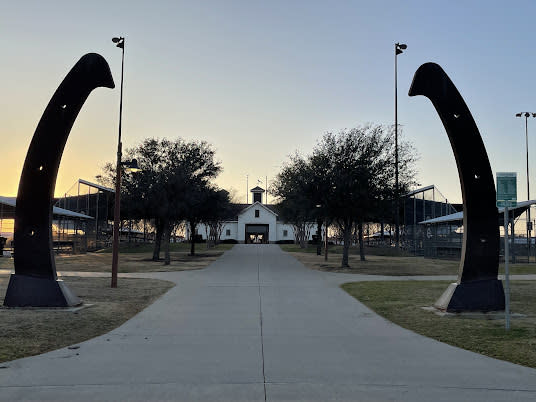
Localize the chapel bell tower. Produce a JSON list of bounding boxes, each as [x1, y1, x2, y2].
[[250, 186, 265, 204]]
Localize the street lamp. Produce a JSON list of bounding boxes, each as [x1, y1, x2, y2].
[[516, 111, 536, 262], [111, 36, 125, 288], [394, 42, 407, 248]]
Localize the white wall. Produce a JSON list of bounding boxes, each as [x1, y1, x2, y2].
[[221, 222, 238, 240], [237, 203, 277, 243], [194, 222, 238, 241], [193, 223, 207, 239], [187, 205, 317, 243], [276, 222, 318, 241], [276, 223, 294, 241]]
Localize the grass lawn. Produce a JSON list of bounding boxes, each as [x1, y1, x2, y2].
[[98, 242, 235, 254], [281, 244, 536, 276], [288, 252, 458, 275], [279, 243, 413, 257], [342, 280, 536, 368], [0, 243, 234, 273], [0, 275, 174, 363]]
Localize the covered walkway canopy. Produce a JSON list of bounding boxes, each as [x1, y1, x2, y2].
[[418, 200, 536, 260], [0, 196, 93, 220], [419, 200, 536, 226]]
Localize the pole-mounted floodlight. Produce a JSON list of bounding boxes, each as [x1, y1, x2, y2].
[[395, 43, 407, 55], [112, 37, 124, 48], [121, 159, 141, 172], [394, 42, 407, 248], [516, 111, 536, 263], [111, 36, 126, 288]]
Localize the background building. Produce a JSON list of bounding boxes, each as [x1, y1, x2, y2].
[[194, 187, 316, 244]]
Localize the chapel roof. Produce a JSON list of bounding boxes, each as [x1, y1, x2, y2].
[[223, 202, 282, 221]]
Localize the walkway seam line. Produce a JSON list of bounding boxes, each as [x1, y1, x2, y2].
[[257, 245, 267, 401]]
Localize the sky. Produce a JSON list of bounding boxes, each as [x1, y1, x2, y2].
[[1, 0, 536, 205]]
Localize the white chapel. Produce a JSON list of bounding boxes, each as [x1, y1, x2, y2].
[[195, 186, 317, 244]]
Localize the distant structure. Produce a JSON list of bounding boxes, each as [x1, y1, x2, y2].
[[402, 185, 458, 256], [193, 187, 317, 244], [419, 200, 536, 261]]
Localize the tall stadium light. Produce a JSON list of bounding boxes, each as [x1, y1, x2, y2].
[[394, 42, 407, 248], [111, 36, 125, 288], [516, 111, 536, 263]]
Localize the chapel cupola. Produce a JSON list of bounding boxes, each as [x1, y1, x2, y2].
[[250, 186, 265, 204]]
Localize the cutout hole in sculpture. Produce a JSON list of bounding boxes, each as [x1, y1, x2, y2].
[[61, 104, 67, 109], [474, 174, 480, 179], [454, 113, 460, 118], [38, 166, 44, 171], [29, 230, 35, 237]]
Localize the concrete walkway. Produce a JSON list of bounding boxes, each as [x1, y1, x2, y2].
[[1, 244, 536, 401]]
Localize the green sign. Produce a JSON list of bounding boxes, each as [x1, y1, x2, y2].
[[496, 172, 517, 208]]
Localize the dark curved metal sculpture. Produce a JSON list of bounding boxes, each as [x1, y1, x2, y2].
[[4, 53, 115, 307], [409, 62, 504, 312]]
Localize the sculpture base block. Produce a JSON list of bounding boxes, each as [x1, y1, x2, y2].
[[3, 274, 82, 307], [434, 279, 505, 312]]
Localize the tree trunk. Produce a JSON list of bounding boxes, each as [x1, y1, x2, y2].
[[380, 221, 385, 244], [152, 219, 164, 261], [163, 223, 171, 265], [316, 219, 322, 256], [189, 220, 196, 256], [143, 219, 147, 243], [358, 222, 365, 261], [324, 221, 328, 261], [128, 220, 132, 243], [341, 223, 351, 267]]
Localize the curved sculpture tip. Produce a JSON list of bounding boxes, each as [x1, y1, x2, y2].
[[408, 62, 446, 98], [76, 53, 116, 90]]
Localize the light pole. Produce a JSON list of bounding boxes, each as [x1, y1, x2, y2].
[[516, 112, 536, 263], [394, 42, 407, 248], [111, 36, 125, 288]]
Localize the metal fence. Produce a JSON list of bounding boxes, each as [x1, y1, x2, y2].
[[55, 179, 114, 251], [402, 185, 458, 256]]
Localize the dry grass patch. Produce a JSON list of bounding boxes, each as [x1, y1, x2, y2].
[[287, 252, 459, 276], [279, 243, 413, 257], [0, 275, 174, 363], [342, 280, 536, 368], [0, 258, 12, 270], [282, 246, 536, 276], [0, 244, 233, 273]]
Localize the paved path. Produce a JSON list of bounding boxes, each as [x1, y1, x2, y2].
[[1, 244, 536, 401]]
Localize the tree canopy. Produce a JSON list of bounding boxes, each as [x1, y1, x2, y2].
[[271, 124, 417, 267], [98, 137, 229, 263]]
